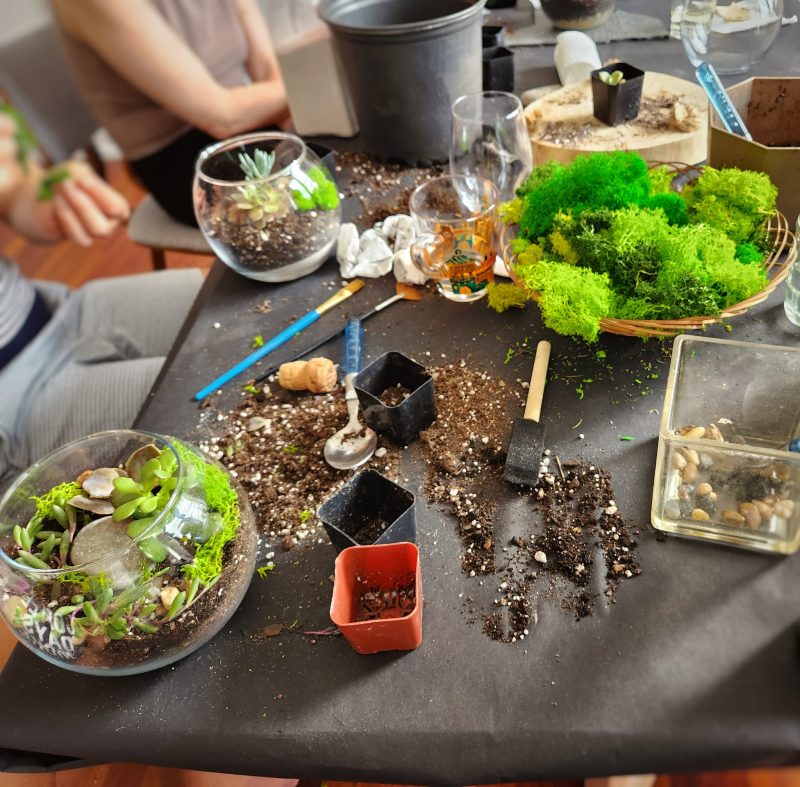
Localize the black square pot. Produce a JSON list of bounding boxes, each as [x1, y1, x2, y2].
[[354, 351, 436, 446], [485, 0, 517, 7], [482, 25, 505, 48], [590, 63, 645, 126], [318, 469, 416, 553], [482, 46, 515, 93]]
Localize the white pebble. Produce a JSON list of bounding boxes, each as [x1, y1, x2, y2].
[[534, 551, 547, 564], [374, 447, 387, 458], [213, 322, 221, 329]]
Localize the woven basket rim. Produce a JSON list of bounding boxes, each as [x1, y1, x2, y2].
[[502, 162, 797, 339]]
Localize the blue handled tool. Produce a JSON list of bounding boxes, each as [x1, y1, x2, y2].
[[694, 62, 752, 140], [323, 316, 377, 470], [193, 280, 364, 401]]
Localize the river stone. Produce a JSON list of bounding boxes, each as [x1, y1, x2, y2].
[[70, 516, 140, 588]]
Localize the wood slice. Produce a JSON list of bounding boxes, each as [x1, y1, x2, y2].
[[525, 72, 708, 165]]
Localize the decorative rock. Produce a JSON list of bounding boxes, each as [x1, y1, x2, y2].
[[721, 509, 745, 526], [125, 444, 160, 483], [699, 453, 715, 469], [695, 495, 715, 515], [671, 452, 687, 471], [68, 495, 115, 516], [339, 227, 393, 279], [393, 246, 430, 285], [664, 500, 681, 519], [160, 586, 180, 609], [374, 447, 387, 458], [679, 425, 706, 439], [81, 467, 120, 499], [737, 502, 761, 530], [679, 447, 700, 466], [678, 483, 695, 501], [534, 550, 547, 564], [678, 498, 694, 517], [69, 516, 139, 588], [691, 508, 710, 521], [704, 424, 724, 441], [696, 482, 713, 497], [752, 499, 773, 522], [774, 500, 794, 519], [682, 462, 698, 484]]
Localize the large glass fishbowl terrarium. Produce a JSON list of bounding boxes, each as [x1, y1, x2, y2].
[[193, 131, 342, 282], [0, 430, 256, 675]]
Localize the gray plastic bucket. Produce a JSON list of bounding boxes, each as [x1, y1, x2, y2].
[[319, 0, 486, 165]]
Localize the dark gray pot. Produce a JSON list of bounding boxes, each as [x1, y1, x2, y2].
[[319, 0, 486, 165], [540, 0, 616, 30]]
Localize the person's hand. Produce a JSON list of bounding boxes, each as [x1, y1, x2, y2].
[[31, 160, 130, 247], [0, 113, 25, 213]]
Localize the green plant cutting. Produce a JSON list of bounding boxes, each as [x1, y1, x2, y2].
[[496, 151, 778, 341]]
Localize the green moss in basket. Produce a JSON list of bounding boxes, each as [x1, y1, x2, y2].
[[683, 167, 777, 245]]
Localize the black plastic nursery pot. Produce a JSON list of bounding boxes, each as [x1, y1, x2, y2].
[[482, 25, 505, 47], [318, 469, 416, 553], [483, 46, 514, 92], [591, 63, 645, 126], [354, 351, 436, 446]]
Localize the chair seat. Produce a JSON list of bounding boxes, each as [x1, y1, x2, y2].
[[128, 195, 210, 254]]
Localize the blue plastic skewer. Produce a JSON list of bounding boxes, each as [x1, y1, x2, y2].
[[695, 63, 752, 140]]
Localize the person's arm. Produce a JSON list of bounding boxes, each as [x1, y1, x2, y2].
[[235, 0, 283, 84], [52, 0, 289, 140], [0, 111, 129, 246]]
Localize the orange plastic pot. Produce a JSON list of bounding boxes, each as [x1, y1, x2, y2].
[[330, 542, 422, 655]]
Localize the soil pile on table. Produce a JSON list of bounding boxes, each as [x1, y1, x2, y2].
[[198, 385, 401, 548]]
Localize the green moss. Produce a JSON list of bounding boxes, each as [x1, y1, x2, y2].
[[685, 166, 777, 244], [735, 242, 764, 265], [647, 166, 675, 194], [174, 442, 241, 587], [486, 282, 529, 313], [515, 258, 614, 342], [292, 167, 340, 212], [33, 482, 82, 521]]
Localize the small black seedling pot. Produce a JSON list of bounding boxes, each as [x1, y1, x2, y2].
[[591, 62, 645, 126], [354, 351, 436, 446], [482, 25, 505, 48], [318, 469, 416, 553], [483, 46, 515, 93]]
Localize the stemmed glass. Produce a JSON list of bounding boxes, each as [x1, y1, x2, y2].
[[449, 91, 533, 204]]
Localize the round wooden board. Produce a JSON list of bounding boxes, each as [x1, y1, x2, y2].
[[524, 71, 708, 166]]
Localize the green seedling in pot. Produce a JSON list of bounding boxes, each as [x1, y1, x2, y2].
[[229, 148, 288, 228], [597, 70, 625, 86]]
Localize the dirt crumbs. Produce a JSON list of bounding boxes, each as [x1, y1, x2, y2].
[[356, 581, 416, 621], [334, 152, 443, 228], [197, 385, 401, 548], [418, 363, 641, 644]]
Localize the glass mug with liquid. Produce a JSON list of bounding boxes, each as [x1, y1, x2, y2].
[[409, 176, 499, 303]]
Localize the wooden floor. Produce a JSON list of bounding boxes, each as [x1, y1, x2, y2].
[[0, 166, 797, 787]]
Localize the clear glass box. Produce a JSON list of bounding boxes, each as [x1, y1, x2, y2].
[[652, 335, 800, 554]]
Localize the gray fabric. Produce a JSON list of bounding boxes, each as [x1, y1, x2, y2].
[[0, 268, 203, 488], [504, 9, 669, 46], [0, 262, 36, 348], [127, 194, 210, 253]]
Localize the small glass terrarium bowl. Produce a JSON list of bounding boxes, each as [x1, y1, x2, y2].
[[0, 430, 256, 675], [193, 131, 341, 283], [653, 336, 800, 554]]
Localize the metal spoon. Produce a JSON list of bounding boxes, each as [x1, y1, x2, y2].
[[324, 318, 377, 470]]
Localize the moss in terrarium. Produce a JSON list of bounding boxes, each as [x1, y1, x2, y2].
[[33, 482, 82, 521], [292, 167, 340, 212], [175, 442, 240, 587], [486, 281, 529, 313], [734, 242, 764, 265]]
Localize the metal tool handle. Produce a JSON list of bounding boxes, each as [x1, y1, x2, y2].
[[695, 63, 752, 140], [523, 340, 551, 423], [342, 317, 364, 376]]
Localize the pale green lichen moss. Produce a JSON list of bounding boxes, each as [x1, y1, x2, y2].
[[33, 482, 82, 520], [486, 282, 529, 313], [174, 441, 241, 587]]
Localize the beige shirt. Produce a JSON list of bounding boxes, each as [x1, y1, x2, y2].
[[58, 0, 250, 160]]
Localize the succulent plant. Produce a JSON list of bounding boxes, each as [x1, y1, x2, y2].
[[227, 148, 288, 228]]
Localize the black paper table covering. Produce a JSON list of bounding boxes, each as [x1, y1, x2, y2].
[[1, 2, 799, 781]]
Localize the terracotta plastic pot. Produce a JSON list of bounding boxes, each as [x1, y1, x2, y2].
[[330, 542, 423, 654]]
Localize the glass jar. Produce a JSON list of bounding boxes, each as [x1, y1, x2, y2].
[[653, 336, 800, 554], [0, 430, 256, 675], [193, 132, 341, 282]]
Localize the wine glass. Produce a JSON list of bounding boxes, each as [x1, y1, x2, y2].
[[450, 91, 533, 204], [680, 0, 783, 75]]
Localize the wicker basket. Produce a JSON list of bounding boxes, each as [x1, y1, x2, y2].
[[502, 162, 798, 339]]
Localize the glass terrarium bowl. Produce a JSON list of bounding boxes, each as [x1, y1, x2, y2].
[[652, 336, 800, 554], [193, 131, 341, 283], [0, 430, 256, 675]]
